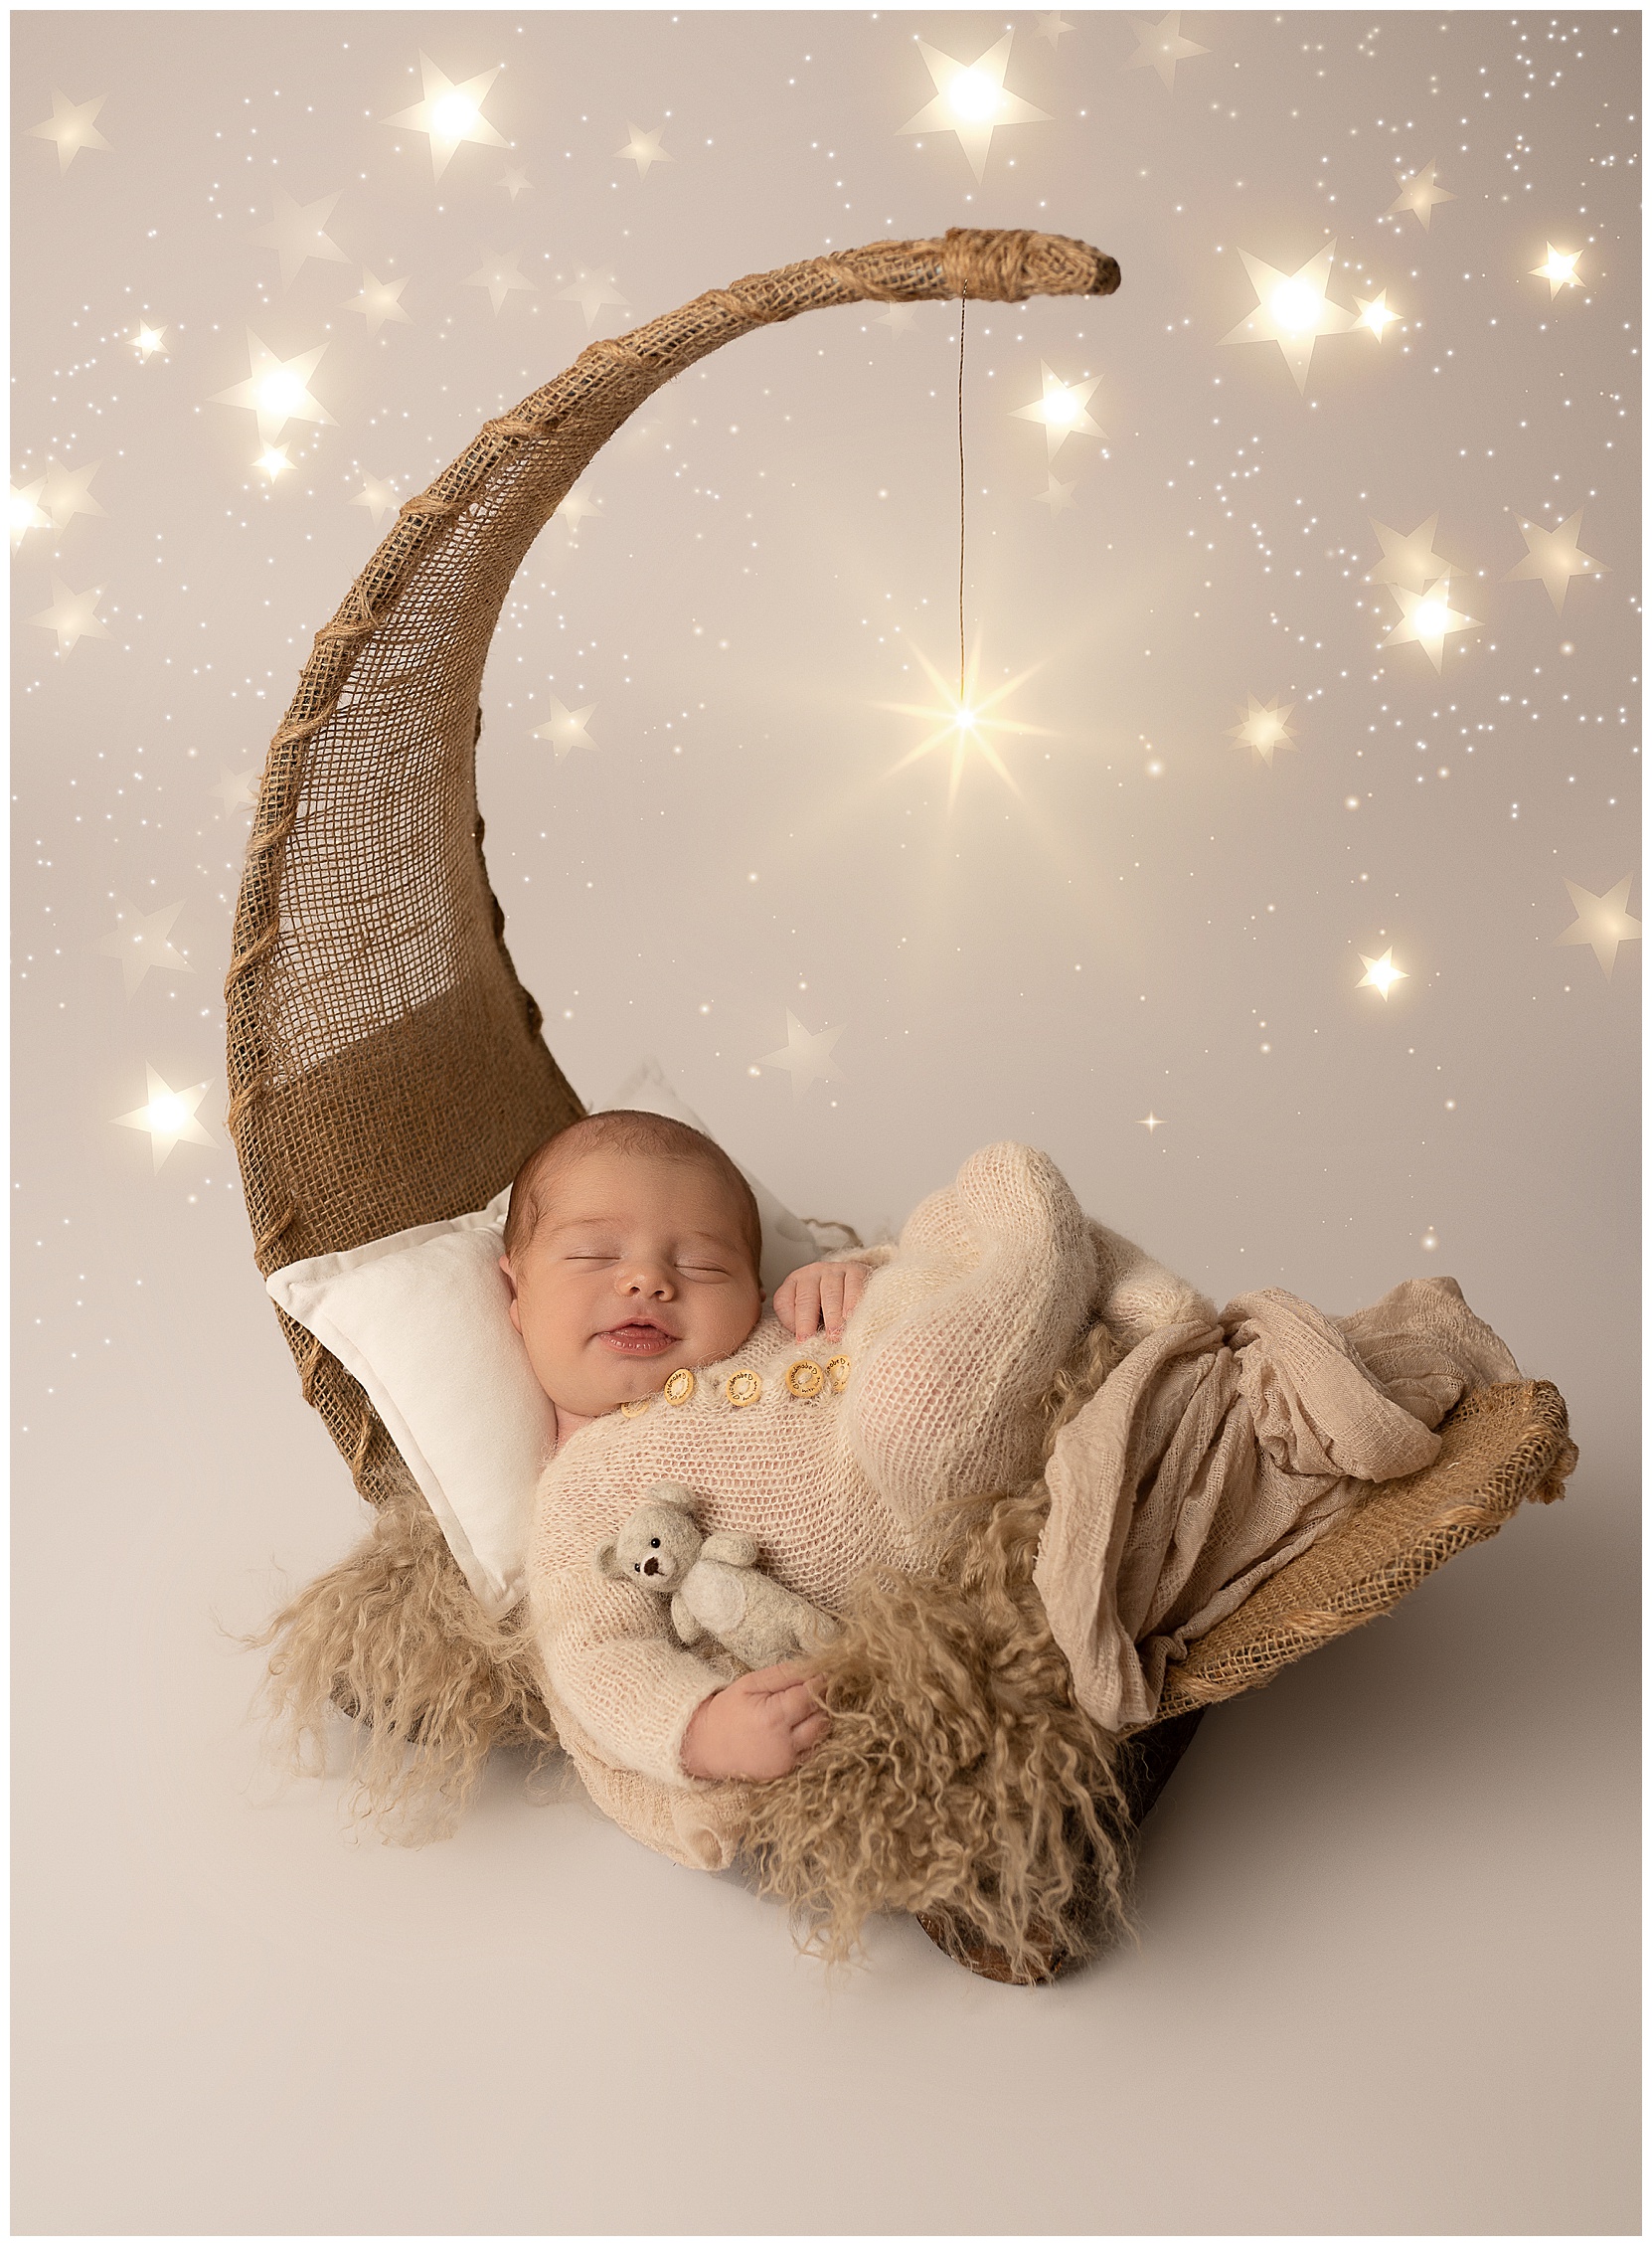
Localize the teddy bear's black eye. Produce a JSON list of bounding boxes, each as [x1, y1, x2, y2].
[[633, 1561, 640, 1571], [649, 1537, 661, 1548]]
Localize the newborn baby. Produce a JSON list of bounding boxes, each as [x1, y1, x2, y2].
[[504, 1112, 1210, 1873], [499, 1109, 860, 1788]]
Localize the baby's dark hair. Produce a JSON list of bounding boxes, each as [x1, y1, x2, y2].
[[502, 1111, 763, 1279]]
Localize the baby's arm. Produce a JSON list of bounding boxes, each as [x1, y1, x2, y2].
[[850, 1142, 1097, 1530], [536, 1551, 830, 1788], [1088, 1220, 1217, 1348], [536, 1553, 740, 1790]]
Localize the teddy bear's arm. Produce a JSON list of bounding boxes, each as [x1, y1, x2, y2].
[[670, 1591, 707, 1644], [699, 1531, 758, 1568]]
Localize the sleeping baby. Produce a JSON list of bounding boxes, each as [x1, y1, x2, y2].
[[501, 1110, 1212, 1873]]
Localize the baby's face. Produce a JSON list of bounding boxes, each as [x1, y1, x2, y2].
[[498, 1148, 764, 1420]]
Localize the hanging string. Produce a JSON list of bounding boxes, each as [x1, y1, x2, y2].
[[956, 281, 968, 708]]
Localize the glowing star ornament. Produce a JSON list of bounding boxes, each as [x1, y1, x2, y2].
[[210, 331, 334, 446], [113, 1066, 219, 1172], [352, 477, 400, 528], [346, 268, 412, 335], [10, 479, 53, 550], [1139, 1112, 1165, 1133], [1038, 13, 1074, 48], [133, 324, 169, 359], [877, 640, 1054, 811], [533, 698, 597, 760], [1221, 241, 1358, 395], [383, 54, 508, 183], [498, 166, 531, 202], [1530, 243, 1582, 297], [1356, 948, 1407, 999], [31, 575, 109, 653], [617, 124, 673, 178], [95, 896, 193, 997], [898, 31, 1052, 186], [1355, 290, 1400, 340], [1011, 361, 1104, 460], [42, 458, 106, 532], [256, 446, 295, 483], [557, 268, 630, 328], [1387, 160, 1455, 231], [1556, 876, 1640, 980], [1036, 473, 1077, 516], [1382, 576, 1478, 671], [1125, 12, 1209, 90], [756, 1012, 846, 1101], [1367, 512, 1462, 591], [210, 767, 257, 814], [28, 88, 110, 171], [554, 490, 601, 539], [1504, 510, 1605, 612], [465, 248, 537, 316], [1229, 694, 1298, 767], [876, 301, 918, 336], [250, 189, 350, 289]]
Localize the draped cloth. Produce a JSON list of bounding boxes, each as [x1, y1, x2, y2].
[[1033, 1275, 1525, 1735]]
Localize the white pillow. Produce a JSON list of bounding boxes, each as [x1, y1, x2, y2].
[[264, 1062, 825, 1619]]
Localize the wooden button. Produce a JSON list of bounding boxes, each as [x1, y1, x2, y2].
[[725, 1368, 762, 1408], [619, 1397, 651, 1418], [663, 1367, 696, 1406], [785, 1359, 825, 1400], [825, 1354, 851, 1392]]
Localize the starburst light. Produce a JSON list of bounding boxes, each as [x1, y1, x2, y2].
[[876, 640, 1052, 810]]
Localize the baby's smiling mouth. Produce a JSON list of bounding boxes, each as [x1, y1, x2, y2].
[[597, 1319, 679, 1357]]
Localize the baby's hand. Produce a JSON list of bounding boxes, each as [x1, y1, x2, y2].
[[680, 1662, 832, 1783], [773, 1259, 869, 1343]]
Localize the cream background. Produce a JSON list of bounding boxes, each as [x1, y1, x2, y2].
[[11, 7, 1638, 2234]]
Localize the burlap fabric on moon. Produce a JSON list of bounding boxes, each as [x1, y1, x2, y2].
[[227, 229, 1577, 1974]]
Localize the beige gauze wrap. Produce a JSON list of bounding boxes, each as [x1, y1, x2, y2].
[[1034, 1274, 1525, 1734]]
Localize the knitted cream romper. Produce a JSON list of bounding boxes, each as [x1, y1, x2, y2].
[[525, 1140, 1215, 1872]]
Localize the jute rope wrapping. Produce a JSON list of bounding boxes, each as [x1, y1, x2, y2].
[[224, 228, 1118, 1510]]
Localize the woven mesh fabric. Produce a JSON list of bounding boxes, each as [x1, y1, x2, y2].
[[222, 227, 1118, 1509]]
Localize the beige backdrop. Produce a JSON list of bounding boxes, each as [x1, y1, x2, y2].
[[11, 6, 1640, 2235]]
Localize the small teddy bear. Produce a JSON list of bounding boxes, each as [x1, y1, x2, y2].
[[592, 1482, 841, 1670]]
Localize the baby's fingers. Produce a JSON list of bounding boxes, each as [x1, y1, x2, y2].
[[788, 1274, 823, 1341]]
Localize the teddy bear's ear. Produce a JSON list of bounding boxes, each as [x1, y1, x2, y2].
[[592, 1541, 620, 1579], [642, 1481, 701, 1513]]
